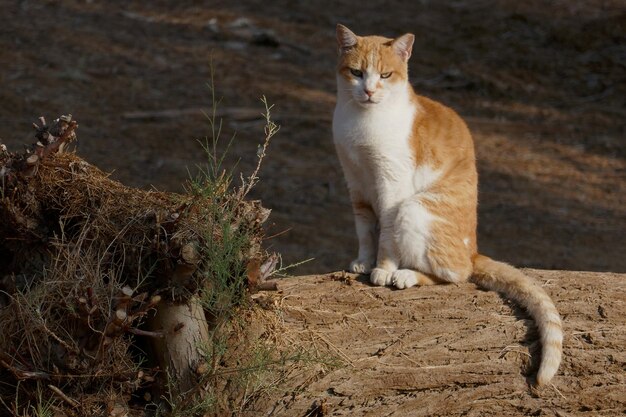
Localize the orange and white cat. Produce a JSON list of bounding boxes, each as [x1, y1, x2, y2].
[[332, 24, 562, 385]]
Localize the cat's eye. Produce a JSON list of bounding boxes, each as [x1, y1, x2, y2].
[[350, 68, 363, 78], [381, 72, 392, 79]]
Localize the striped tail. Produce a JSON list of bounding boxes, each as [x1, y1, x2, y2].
[[471, 254, 563, 385]]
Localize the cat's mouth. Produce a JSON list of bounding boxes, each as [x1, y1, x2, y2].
[[360, 97, 379, 105]]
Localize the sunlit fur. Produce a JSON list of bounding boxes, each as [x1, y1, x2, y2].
[[332, 24, 563, 386]]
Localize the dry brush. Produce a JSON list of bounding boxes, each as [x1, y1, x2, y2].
[[0, 114, 275, 416]]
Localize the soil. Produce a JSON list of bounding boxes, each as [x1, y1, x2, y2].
[[245, 270, 626, 416], [1, 0, 624, 275], [1, 1, 625, 415]]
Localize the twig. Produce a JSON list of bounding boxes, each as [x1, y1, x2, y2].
[[263, 227, 292, 240], [400, 351, 421, 366], [271, 257, 314, 278], [44, 121, 77, 157], [260, 253, 280, 281], [358, 308, 373, 327], [0, 359, 50, 380], [128, 328, 164, 338], [48, 384, 79, 408], [550, 382, 567, 400], [237, 96, 280, 200], [35, 309, 78, 354], [130, 295, 162, 318], [313, 332, 355, 368], [499, 344, 531, 359]]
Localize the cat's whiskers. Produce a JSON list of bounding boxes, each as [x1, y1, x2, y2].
[[337, 96, 356, 110]]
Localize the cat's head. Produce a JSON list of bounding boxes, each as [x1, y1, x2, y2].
[[335, 24, 414, 107]]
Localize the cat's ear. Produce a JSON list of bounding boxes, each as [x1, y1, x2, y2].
[[392, 33, 415, 61], [336, 24, 358, 53]]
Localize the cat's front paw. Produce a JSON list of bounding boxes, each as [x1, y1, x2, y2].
[[392, 270, 418, 289], [350, 258, 375, 274], [370, 268, 393, 286]]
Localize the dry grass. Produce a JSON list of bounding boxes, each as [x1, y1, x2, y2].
[[0, 112, 271, 415]]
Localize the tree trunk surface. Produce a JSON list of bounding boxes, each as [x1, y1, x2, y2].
[[149, 296, 210, 394], [243, 269, 626, 416]]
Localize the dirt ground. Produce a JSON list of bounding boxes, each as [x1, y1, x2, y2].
[[244, 270, 626, 416], [1, 0, 625, 275], [1, 2, 625, 415]]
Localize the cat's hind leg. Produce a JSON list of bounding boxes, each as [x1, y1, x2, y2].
[[394, 195, 473, 287]]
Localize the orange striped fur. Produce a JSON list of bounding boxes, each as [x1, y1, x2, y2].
[[332, 24, 562, 385]]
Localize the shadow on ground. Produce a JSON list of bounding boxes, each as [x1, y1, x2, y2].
[[1, 0, 624, 273]]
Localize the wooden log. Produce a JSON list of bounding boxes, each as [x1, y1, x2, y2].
[[148, 296, 210, 393]]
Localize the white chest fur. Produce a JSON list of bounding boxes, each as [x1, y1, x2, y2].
[[332, 84, 420, 209], [333, 79, 445, 276]]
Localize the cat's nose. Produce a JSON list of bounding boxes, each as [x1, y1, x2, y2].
[[364, 89, 375, 97]]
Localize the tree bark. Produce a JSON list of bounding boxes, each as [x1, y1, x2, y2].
[[148, 296, 210, 394]]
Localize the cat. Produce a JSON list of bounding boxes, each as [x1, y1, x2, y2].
[[332, 24, 562, 386]]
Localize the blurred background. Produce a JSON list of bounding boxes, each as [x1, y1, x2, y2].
[[1, 0, 624, 273]]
